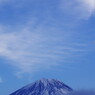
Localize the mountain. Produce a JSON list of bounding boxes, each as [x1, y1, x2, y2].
[[10, 78, 73, 95]]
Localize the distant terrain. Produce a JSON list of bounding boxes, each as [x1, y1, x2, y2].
[[10, 78, 72, 95]]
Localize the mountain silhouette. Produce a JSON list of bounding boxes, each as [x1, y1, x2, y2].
[[10, 78, 72, 95]]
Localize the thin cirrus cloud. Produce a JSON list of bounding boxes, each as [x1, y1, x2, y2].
[[0, 0, 95, 20], [0, 0, 91, 76], [0, 23, 87, 76], [60, 0, 95, 19]]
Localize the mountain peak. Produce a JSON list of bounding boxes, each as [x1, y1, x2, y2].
[[10, 78, 72, 95], [38, 78, 57, 83]]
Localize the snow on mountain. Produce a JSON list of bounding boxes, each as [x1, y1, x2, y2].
[[10, 78, 73, 95]]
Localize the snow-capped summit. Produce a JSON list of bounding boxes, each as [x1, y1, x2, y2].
[[10, 78, 72, 95]]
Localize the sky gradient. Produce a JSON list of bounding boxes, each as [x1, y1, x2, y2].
[[0, 0, 95, 95]]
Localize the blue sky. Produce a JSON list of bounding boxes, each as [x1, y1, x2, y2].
[[0, 0, 95, 95]]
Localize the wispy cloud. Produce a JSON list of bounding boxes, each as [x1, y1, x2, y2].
[[60, 0, 95, 20], [0, 22, 87, 76], [1, 0, 95, 20]]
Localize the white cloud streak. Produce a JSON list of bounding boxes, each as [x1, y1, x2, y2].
[[1, 0, 95, 19], [0, 23, 86, 75], [60, 0, 95, 19], [0, 0, 95, 19]]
